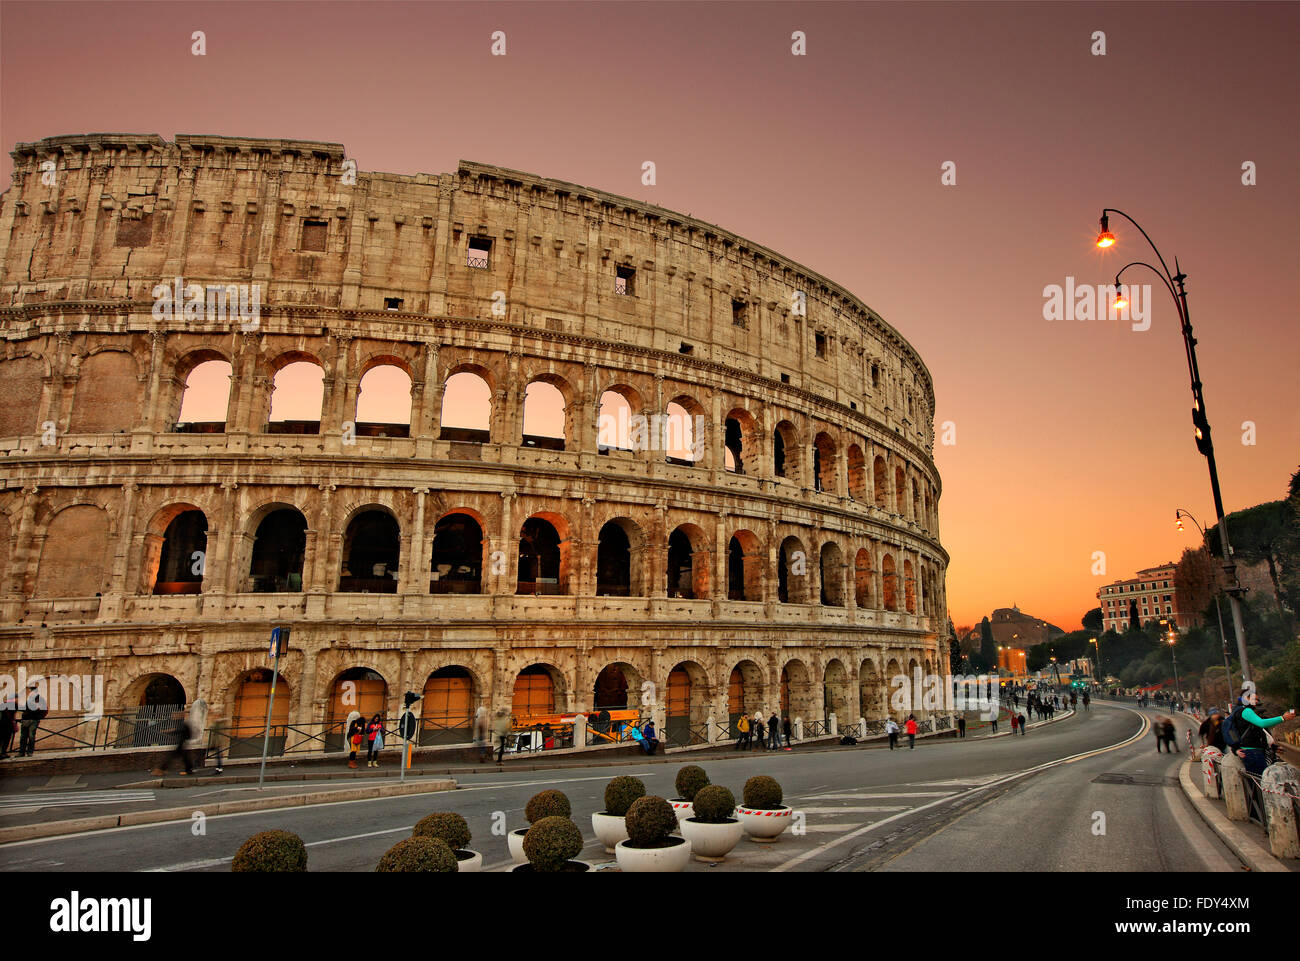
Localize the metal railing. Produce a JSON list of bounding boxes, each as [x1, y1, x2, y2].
[[803, 719, 830, 738], [664, 720, 708, 748]]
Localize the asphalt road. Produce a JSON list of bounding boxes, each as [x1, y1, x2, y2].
[[0, 701, 1242, 872]]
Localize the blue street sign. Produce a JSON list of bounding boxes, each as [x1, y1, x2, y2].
[[270, 627, 281, 659]]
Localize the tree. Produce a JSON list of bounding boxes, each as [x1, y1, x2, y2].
[[1175, 547, 1217, 625], [1278, 465, 1300, 611], [979, 617, 997, 673], [1082, 607, 1103, 633], [1127, 599, 1140, 629], [1208, 500, 1290, 615]]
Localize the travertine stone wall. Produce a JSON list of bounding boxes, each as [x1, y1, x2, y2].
[[0, 134, 950, 738]]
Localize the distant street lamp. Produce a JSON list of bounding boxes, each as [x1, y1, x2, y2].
[[1175, 507, 1235, 697], [1162, 620, 1183, 702], [1089, 636, 1102, 688], [1095, 209, 1251, 684]]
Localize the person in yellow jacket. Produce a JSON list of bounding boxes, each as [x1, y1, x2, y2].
[[734, 713, 750, 751]]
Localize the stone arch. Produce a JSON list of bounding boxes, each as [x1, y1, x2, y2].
[[859, 657, 882, 719], [665, 660, 711, 745], [517, 512, 571, 595], [34, 504, 111, 597], [120, 672, 187, 708], [664, 393, 705, 466], [854, 547, 874, 608], [246, 503, 308, 593], [773, 419, 801, 483], [780, 658, 816, 721], [666, 522, 709, 599], [325, 666, 388, 750], [894, 464, 907, 515], [265, 352, 326, 433], [904, 557, 917, 613], [0, 355, 44, 437], [727, 528, 763, 601], [813, 431, 837, 493], [823, 658, 851, 719], [596, 516, 645, 597], [882, 553, 898, 611], [430, 510, 484, 594], [440, 365, 493, 442], [143, 503, 208, 595], [727, 659, 766, 736], [421, 665, 479, 744], [597, 384, 644, 452], [593, 662, 643, 712], [512, 662, 566, 720], [847, 443, 867, 501], [873, 455, 889, 509], [173, 348, 232, 430], [355, 360, 412, 435], [339, 507, 401, 593], [777, 534, 809, 604], [227, 668, 292, 754], [819, 540, 844, 606], [723, 406, 757, 474], [522, 374, 571, 450], [70, 349, 139, 433]]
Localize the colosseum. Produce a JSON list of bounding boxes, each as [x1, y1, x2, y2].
[[0, 133, 950, 757]]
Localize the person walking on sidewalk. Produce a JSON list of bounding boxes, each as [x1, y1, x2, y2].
[[1010, 713, 1018, 736], [735, 712, 750, 750], [957, 716, 966, 739], [768, 712, 782, 750], [346, 715, 365, 768], [990, 711, 998, 734], [152, 710, 194, 776], [0, 691, 17, 759], [1154, 717, 1168, 753], [1161, 717, 1178, 753], [783, 716, 793, 750], [208, 711, 227, 774], [492, 709, 512, 763], [365, 713, 384, 767], [753, 712, 766, 751], [1017, 712, 1027, 735], [886, 717, 900, 750], [905, 714, 917, 749]]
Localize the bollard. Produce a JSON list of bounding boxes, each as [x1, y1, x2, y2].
[[1219, 753, 1249, 821], [828, 712, 838, 737], [706, 714, 717, 745], [1201, 747, 1223, 799], [793, 716, 803, 741], [1261, 762, 1300, 859], [572, 713, 586, 748]]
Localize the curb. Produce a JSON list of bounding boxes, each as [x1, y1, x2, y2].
[[1176, 759, 1284, 873], [0, 777, 457, 845]]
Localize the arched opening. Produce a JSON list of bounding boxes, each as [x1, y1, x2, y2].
[[429, 512, 483, 594], [266, 360, 324, 434], [723, 408, 755, 474], [512, 664, 562, 721], [777, 535, 808, 604], [904, 558, 917, 613], [355, 363, 412, 437], [597, 519, 642, 597], [517, 515, 568, 595], [873, 456, 888, 509], [847, 444, 866, 501], [421, 666, 476, 744], [923, 490, 933, 531], [140, 674, 186, 707], [113, 674, 189, 749], [727, 530, 762, 601], [247, 507, 307, 593], [175, 358, 231, 432], [326, 667, 388, 751], [854, 548, 874, 608], [151, 508, 208, 595], [666, 524, 708, 599], [597, 387, 640, 453], [859, 658, 882, 719], [440, 369, 492, 443], [781, 659, 815, 721], [912, 481, 922, 526], [773, 421, 800, 483], [339, 510, 400, 593], [666, 661, 709, 746], [522, 379, 567, 451], [229, 669, 291, 756], [813, 432, 837, 493], [895, 465, 907, 515], [820, 541, 844, 606], [882, 553, 898, 611], [664, 400, 700, 466], [824, 659, 850, 719], [728, 660, 765, 737], [593, 663, 642, 712]]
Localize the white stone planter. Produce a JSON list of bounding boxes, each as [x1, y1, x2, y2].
[[737, 805, 793, 842], [614, 836, 692, 872], [591, 811, 629, 853], [510, 860, 592, 873], [455, 849, 483, 872], [680, 817, 744, 861], [507, 828, 529, 864], [669, 799, 693, 826]]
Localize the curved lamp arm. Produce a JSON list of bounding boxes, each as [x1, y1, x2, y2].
[[1102, 208, 1176, 288]]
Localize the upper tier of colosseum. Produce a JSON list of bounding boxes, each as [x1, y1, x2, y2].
[[1, 133, 936, 459]]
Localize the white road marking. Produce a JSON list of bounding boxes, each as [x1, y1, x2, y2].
[[798, 806, 910, 814], [804, 791, 953, 800]]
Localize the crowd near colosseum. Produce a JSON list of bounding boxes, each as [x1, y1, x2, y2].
[[0, 133, 951, 754]]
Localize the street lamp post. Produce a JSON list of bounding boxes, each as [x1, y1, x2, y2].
[[1096, 209, 1252, 684], [1176, 507, 1235, 697], [1089, 636, 1102, 691], [1165, 625, 1183, 706]]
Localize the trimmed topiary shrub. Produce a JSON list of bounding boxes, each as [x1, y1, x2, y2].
[[625, 795, 678, 847], [375, 836, 457, 872], [604, 775, 646, 816], [523, 816, 584, 871], [413, 812, 471, 851], [231, 829, 308, 872], [692, 784, 736, 823], [524, 789, 571, 824], [742, 775, 784, 810], [674, 764, 709, 801]]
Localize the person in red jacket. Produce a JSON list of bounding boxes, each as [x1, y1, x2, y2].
[[905, 714, 917, 749]]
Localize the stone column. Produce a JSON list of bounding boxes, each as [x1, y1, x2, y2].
[[496, 491, 516, 594], [405, 488, 429, 595], [308, 484, 337, 592]]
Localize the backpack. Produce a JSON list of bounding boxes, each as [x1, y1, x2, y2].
[[1221, 708, 1243, 750], [839, 735, 857, 746]]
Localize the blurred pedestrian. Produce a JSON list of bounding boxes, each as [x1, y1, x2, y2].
[[957, 716, 966, 739], [905, 714, 917, 749], [753, 711, 766, 750], [492, 709, 511, 763], [17, 682, 47, 758], [782, 716, 793, 750], [1017, 712, 1027, 735], [474, 706, 491, 763], [886, 717, 900, 750], [366, 713, 384, 767], [735, 712, 750, 750], [0, 691, 17, 759], [346, 714, 365, 768], [152, 709, 193, 776], [768, 711, 782, 750]]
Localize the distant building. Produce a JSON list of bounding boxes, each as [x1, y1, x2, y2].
[[989, 605, 1063, 649], [997, 647, 1028, 675], [1097, 564, 1189, 631]]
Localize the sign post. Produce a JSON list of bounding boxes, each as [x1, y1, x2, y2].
[[258, 627, 289, 790]]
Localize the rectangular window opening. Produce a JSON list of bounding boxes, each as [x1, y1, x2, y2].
[[732, 299, 748, 328], [467, 236, 492, 269], [301, 219, 328, 252], [615, 264, 636, 296], [384, 297, 403, 311], [815, 332, 827, 358], [679, 342, 693, 354]]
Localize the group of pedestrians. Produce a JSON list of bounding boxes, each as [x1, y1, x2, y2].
[[346, 713, 386, 768], [0, 682, 48, 759], [1194, 686, 1296, 778], [734, 710, 793, 751], [885, 715, 918, 749]]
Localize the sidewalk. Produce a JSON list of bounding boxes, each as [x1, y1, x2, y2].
[[1176, 757, 1297, 873]]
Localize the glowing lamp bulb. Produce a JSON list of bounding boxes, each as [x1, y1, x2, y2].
[[1096, 231, 1116, 248]]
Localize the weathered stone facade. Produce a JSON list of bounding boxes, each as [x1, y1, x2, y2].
[[0, 133, 949, 746]]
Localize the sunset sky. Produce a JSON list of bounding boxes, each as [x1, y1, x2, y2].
[[3, 1, 1296, 631]]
